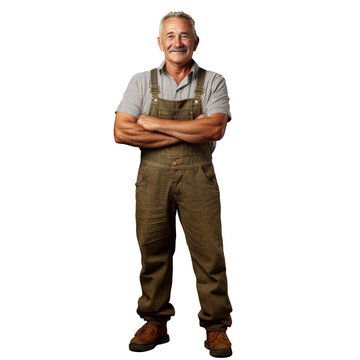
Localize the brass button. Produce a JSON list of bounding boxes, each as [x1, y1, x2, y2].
[[171, 161, 177, 167]]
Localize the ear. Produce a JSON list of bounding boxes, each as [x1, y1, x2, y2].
[[157, 37, 164, 52], [193, 36, 200, 51]]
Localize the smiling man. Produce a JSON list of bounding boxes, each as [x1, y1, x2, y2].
[[114, 11, 233, 358]]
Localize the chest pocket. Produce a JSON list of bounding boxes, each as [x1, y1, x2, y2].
[[146, 68, 206, 158]]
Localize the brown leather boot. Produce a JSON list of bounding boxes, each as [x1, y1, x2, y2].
[[129, 322, 169, 352], [204, 331, 232, 357]]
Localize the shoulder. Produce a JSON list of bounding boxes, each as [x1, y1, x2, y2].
[[122, 70, 154, 99], [201, 69, 229, 94], [202, 68, 227, 84], [127, 70, 150, 88], [202, 69, 225, 80]]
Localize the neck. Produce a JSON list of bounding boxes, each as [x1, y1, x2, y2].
[[165, 59, 194, 85]]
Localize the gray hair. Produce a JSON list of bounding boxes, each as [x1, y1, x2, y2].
[[159, 11, 197, 37]]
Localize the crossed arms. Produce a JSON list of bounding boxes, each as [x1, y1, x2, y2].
[[113, 112, 228, 148]]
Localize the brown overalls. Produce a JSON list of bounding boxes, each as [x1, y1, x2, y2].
[[135, 67, 232, 331]]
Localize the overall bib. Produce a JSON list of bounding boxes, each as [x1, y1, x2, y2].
[[135, 68, 232, 331]]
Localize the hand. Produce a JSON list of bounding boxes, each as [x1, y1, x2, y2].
[[195, 113, 207, 119], [137, 115, 158, 132]]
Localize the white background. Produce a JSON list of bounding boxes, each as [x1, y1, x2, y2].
[[1, 0, 359, 359]]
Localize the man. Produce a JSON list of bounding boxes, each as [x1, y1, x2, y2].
[[114, 11, 233, 358]]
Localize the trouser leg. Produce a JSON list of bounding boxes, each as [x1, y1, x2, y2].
[[176, 163, 233, 331], [135, 162, 176, 324]]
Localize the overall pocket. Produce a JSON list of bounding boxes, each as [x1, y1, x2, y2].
[[198, 164, 219, 191], [135, 162, 150, 186]]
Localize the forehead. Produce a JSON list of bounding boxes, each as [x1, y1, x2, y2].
[[161, 17, 194, 35]]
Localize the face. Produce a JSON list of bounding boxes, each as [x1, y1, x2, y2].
[[158, 17, 199, 67]]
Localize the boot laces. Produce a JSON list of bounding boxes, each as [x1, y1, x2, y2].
[[211, 331, 229, 345], [136, 322, 156, 336]]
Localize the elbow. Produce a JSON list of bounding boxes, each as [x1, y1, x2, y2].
[[206, 115, 227, 141], [210, 125, 226, 141], [114, 127, 124, 143]]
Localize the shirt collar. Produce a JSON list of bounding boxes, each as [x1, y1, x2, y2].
[[158, 59, 200, 79]]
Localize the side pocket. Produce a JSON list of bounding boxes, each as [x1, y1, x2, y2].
[[198, 164, 219, 191], [135, 163, 150, 186]]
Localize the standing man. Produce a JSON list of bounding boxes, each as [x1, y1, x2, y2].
[[114, 11, 233, 358]]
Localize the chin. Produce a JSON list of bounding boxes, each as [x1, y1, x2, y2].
[[169, 53, 188, 61]]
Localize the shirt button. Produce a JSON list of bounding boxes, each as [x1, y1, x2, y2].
[[172, 161, 177, 167]]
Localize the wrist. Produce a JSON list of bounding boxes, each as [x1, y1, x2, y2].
[[149, 116, 160, 132]]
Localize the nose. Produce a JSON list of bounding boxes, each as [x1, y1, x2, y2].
[[173, 35, 182, 47]]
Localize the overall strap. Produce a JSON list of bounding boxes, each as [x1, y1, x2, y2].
[[194, 68, 206, 99], [150, 68, 160, 98]]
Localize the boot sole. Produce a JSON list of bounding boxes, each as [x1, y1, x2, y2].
[[129, 334, 169, 352], [204, 340, 232, 358]]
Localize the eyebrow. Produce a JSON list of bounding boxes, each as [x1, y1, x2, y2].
[[165, 31, 190, 36]]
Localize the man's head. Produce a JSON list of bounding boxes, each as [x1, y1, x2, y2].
[[158, 11, 199, 67]]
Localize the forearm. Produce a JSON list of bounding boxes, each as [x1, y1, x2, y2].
[[155, 118, 215, 142], [137, 114, 225, 143], [116, 121, 182, 148]]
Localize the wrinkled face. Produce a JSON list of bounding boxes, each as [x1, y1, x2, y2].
[[158, 17, 199, 66]]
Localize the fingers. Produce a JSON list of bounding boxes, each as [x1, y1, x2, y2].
[[195, 113, 207, 119]]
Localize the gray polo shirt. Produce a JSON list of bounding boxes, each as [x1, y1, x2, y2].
[[115, 59, 231, 151]]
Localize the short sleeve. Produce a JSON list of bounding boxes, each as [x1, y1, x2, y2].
[[204, 74, 232, 122], [115, 73, 143, 117]]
